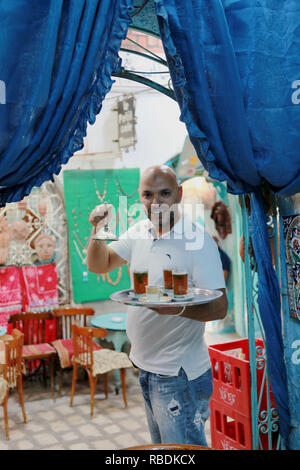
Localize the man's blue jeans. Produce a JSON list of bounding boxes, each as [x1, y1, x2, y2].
[[138, 367, 213, 446]]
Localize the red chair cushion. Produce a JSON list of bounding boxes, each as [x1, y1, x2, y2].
[[22, 343, 56, 359], [51, 338, 102, 369]]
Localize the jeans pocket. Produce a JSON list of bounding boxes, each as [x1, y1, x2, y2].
[[194, 368, 213, 399]]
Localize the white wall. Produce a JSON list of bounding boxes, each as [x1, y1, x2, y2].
[[57, 79, 187, 311], [58, 81, 187, 178]]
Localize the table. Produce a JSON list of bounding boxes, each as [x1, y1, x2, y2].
[[91, 313, 129, 393]]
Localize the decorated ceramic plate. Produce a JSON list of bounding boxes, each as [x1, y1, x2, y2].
[[110, 287, 223, 308]]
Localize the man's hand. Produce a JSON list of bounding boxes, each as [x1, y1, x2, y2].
[[87, 203, 127, 274], [151, 306, 183, 316], [89, 203, 113, 229], [151, 288, 228, 322]]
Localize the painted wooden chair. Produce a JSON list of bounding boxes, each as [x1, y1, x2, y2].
[[0, 329, 27, 440], [70, 324, 133, 418], [51, 307, 97, 393], [9, 312, 56, 397]]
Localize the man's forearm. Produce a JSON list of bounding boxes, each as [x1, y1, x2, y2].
[[86, 226, 110, 273], [181, 288, 227, 321], [151, 289, 228, 322], [181, 297, 227, 321]]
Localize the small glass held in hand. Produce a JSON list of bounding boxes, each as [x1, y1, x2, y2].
[[93, 202, 118, 242], [172, 268, 188, 298]]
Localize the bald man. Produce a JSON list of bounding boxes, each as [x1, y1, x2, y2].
[[87, 165, 227, 446]]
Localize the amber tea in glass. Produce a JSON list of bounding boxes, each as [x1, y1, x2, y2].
[[172, 270, 188, 297], [163, 268, 173, 290], [133, 270, 148, 295]]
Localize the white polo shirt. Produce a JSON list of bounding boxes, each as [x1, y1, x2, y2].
[[109, 214, 225, 380]]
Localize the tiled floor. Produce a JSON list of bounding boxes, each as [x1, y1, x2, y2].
[[0, 330, 237, 450], [0, 368, 151, 450]]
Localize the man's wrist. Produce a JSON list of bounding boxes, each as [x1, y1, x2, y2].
[[90, 226, 98, 239]]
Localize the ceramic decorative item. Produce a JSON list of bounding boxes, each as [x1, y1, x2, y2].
[[0, 216, 10, 265], [10, 219, 30, 242], [38, 199, 48, 217], [33, 233, 56, 262]]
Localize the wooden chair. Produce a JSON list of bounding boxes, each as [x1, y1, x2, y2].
[[51, 307, 96, 393], [9, 312, 56, 397], [0, 329, 27, 440], [70, 324, 133, 418]]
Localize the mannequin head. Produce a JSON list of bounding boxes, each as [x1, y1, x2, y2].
[[34, 233, 55, 262], [0, 216, 10, 264], [10, 219, 30, 242]]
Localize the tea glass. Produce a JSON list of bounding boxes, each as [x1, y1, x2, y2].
[[133, 270, 149, 295], [163, 266, 176, 292], [172, 268, 188, 298], [146, 285, 161, 301]]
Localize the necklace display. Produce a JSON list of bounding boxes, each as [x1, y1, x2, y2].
[[71, 207, 89, 282], [93, 178, 108, 203], [115, 175, 139, 198], [69, 174, 142, 289], [73, 239, 88, 282], [72, 208, 79, 229], [71, 204, 122, 285], [73, 230, 89, 254], [105, 267, 122, 286]]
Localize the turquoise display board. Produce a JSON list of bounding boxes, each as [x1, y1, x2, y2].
[[63, 169, 143, 302]]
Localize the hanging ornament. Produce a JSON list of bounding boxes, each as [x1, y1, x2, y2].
[[38, 199, 47, 217], [10, 219, 30, 242], [0, 216, 10, 265], [17, 199, 27, 212]]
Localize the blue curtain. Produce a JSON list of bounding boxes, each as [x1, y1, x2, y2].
[[154, 0, 300, 447], [0, 0, 132, 204]]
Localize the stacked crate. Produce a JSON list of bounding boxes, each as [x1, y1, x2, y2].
[[208, 338, 277, 450]]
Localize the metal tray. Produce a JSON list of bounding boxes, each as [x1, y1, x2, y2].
[[110, 287, 223, 308]]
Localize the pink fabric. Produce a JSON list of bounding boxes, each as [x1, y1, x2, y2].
[[20, 263, 59, 313], [0, 266, 22, 328], [22, 343, 56, 358], [52, 338, 102, 369]]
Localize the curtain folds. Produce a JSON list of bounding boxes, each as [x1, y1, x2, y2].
[[154, 0, 299, 447], [0, 0, 133, 205]]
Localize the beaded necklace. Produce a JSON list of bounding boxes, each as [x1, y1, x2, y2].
[[105, 267, 122, 286], [115, 175, 139, 198], [73, 239, 88, 282], [93, 178, 108, 203]]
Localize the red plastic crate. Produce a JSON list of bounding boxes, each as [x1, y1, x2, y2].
[[210, 398, 252, 450], [210, 398, 279, 451], [208, 338, 269, 416], [208, 338, 278, 450]]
